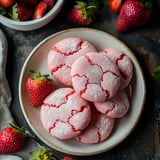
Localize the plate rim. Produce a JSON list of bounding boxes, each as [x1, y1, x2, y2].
[[19, 27, 146, 156]]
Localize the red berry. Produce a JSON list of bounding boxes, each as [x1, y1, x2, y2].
[[11, 3, 33, 21], [117, 0, 151, 32], [33, 1, 47, 19], [109, 0, 122, 13], [67, 1, 95, 25], [0, 0, 13, 8], [0, 124, 29, 153], [26, 70, 52, 107]]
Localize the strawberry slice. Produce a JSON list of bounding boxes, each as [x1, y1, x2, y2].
[[33, 1, 47, 19], [109, 0, 122, 13]]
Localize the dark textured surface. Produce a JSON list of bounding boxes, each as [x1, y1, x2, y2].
[[1, 0, 160, 159]]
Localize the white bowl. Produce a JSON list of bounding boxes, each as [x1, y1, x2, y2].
[[19, 28, 146, 155], [0, 0, 65, 31]]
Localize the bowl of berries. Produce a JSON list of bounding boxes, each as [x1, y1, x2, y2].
[[0, 0, 65, 31]]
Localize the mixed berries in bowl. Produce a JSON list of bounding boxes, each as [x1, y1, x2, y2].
[[0, 0, 65, 31]]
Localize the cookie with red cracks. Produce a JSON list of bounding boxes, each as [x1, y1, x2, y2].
[[71, 52, 122, 102], [94, 89, 130, 118], [76, 103, 114, 144], [40, 88, 91, 139], [48, 37, 97, 86], [101, 48, 133, 89]]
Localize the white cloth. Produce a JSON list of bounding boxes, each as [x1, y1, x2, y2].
[[0, 155, 23, 160], [0, 29, 39, 159]]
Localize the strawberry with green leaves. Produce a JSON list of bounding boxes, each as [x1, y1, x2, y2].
[[67, 1, 96, 25], [117, 0, 152, 32], [26, 70, 53, 107], [11, 3, 33, 21], [29, 147, 56, 160], [0, 123, 30, 153], [29, 147, 74, 160]]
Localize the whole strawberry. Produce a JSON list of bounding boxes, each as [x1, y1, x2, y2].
[[11, 3, 33, 21], [0, 124, 29, 153], [29, 147, 56, 160], [26, 70, 52, 107], [67, 1, 95, 25], [117, 0, 152, 32]]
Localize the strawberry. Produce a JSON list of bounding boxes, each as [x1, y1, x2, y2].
[[33, 1, 47, 19], [0, 0, 13, 8], [62, 157, 74, 160], [26, 70, 52, 107], [109, 0, 122, 13], [44, 0, 55, 9], [29, 147, 56, 160], [0, 123, 30, 153], [11, 3, 33, 21], [67, 1, 96, 25], [117, 0, 152, 32]]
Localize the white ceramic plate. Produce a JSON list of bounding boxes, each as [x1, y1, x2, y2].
[[19, 28, 146, 156]]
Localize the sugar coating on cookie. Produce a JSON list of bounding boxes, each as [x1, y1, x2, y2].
[[48, 37, 97, 86], [76, 105, 114, 143], [94, 90, 129, 118], [71, 52, 121, 102], [40, 88, 91, 139], [101, 48, 133, 89]]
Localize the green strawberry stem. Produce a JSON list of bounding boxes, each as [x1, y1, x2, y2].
[[10, 3, 20, 21], [0, 6, 7, 15], [29, 147, 56, 160], [138, 0, 152, 9], [9, 123, 32, 138], [86, 0, 109, 9], [152, 65, 160, 79], [75, 1, 96, 24], [28, 69, 52, 81], [145, 1, 152, 9]]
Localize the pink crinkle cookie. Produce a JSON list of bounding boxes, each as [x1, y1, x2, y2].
[[40, 88, 91, 140], [94, 90, 129, 118], [76, 105, 114, 144], [71, 52, 121, 102], [101, 48, 133, 89], [48, 37, 97, 86]]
